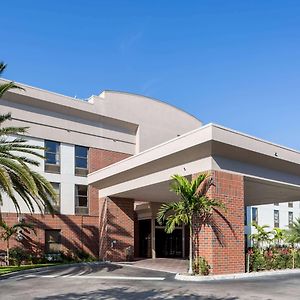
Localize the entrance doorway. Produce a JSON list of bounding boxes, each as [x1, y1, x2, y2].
[[138, 218, 185, 258], [139, 219, 151, 258], [155, 228, 183, 258]]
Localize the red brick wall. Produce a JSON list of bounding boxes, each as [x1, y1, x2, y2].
[[88, 148, 131, 217], [88, 148, 133, 261], [99, 197, 134, 261], [0, 148, 132, 260], [0, 213, 99, 258], [193, 170, 245, 275]]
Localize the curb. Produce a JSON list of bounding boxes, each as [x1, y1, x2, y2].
[[175, 268, 300, 282], [0, 261, 106, 281]]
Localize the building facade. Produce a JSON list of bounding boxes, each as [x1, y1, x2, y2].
[[1, 79, 300, 275], [245, 201, 300, 247], [0, 80, 201, 259]]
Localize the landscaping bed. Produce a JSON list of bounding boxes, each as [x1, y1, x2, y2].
[[0, 263, 59, 276]]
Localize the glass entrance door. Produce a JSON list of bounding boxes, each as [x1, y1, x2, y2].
[[139, 219, 151, 258], [155, 228, 183, 258]]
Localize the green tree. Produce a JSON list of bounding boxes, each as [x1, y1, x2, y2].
[[284, 218, 300, 268], [272, 227, 285, 246], [0, 220, 35, 265], [0, 62, 23, 97], [250, 223, 272, 249], [0, 62, 57, 215], [157, 173, 225, 275], [285, 218, 300, 245]]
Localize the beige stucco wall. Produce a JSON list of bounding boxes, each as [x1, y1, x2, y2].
[[0, 80, 202, 154]]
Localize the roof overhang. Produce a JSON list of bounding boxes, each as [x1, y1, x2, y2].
[[88, 124, 300, 205]]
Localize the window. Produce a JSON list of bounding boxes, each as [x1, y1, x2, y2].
[[75, 145, 88, 176], [274, 210, 280, 228], [251, 207, 258, 224], [45, 140, 60, 173], [288, 202, 293, 208], [244, 207, 248, 225], [45, 183, 60, 214], [45, 229, 61, 253], [289, 211, 294, 227], [75, 185, 88, 215]]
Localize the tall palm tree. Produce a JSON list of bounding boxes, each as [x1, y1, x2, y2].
[[0, 62, 24, 97], [157, 173, 225, 275], [250, 223, 272, 249], [0, 219, 36, 265], [0, 62, 57, 215]]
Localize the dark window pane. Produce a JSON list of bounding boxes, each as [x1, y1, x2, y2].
[[45, 229, 61, 253], [78, 196, 88, 207], [75, 157, 87, 168], [75, 146, 88, 157], [252, 207, 258, 224], [289, 212, 293, 226], [75, 185, 88, 210], [45, 140, 60, 166], [46, 153, 57, 164], [45, 141, 59, 153], [274, 210, 280, 228], [76, 185, 87, 195]]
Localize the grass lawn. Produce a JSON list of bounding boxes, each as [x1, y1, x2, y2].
[[0, 263, 59, 275]]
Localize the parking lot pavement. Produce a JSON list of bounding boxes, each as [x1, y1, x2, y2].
[[1, 263, 300, 299]]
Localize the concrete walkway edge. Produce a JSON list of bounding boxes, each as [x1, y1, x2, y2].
[[175, 268, 300, 282]]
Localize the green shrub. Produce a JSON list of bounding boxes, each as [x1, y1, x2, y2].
[[193, 257, 210, 275], [9, 247, 30, 266], [248, 247, 300, 272]]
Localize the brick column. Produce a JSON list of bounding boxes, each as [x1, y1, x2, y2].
[[99, 197, 134, 261], [88, 148, 131, 216], [194, 170, 245, 274]]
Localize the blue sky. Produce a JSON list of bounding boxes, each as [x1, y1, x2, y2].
[[1, 1, 300, 149]]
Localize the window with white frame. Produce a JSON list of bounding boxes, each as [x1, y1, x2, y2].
[[288, 211, 293, 227], [45, 140, 60, 173], [274, 210, 280, 228], [252, 207, 258, 224], [75, 145, 88, 176], [75, 185, 88, 215]]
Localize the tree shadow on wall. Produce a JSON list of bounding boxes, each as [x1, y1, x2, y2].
[[23, 213, 99, 258], [193, 207, 238, 256], [105, 198, 134, 261], [34, 287, 239, 300]]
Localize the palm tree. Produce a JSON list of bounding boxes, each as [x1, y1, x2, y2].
[[0, 219, 36, 265], [284, 218, 300, 268], [272, 228, 285, 246], [285, 218, 300, 245], [0, 62, 57, 215], [0, 62, 23, 97], [157, 173, 225, 275], [250, 223, 272, 249]]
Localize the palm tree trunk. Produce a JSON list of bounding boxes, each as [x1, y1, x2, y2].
[[188, 225, 193, 274], [6, 239, 9, 266]]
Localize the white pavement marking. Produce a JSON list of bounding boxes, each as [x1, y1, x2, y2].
[[25, 274, 165, 281]]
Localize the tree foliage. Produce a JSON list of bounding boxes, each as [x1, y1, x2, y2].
[[0, 62, 57, 214]]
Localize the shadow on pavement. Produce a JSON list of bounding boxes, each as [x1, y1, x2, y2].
[[34, 287, 238, 300]]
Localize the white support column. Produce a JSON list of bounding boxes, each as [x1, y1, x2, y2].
[[151, 217, 156, 259]]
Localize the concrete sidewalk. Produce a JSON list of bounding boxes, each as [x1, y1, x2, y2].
[[117, 258, 188, 274]]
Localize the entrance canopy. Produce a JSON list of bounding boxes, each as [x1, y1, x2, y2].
[[88, 124, 300, 206]]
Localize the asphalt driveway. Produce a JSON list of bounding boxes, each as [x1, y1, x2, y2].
[[1, 262, 300, 299]]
